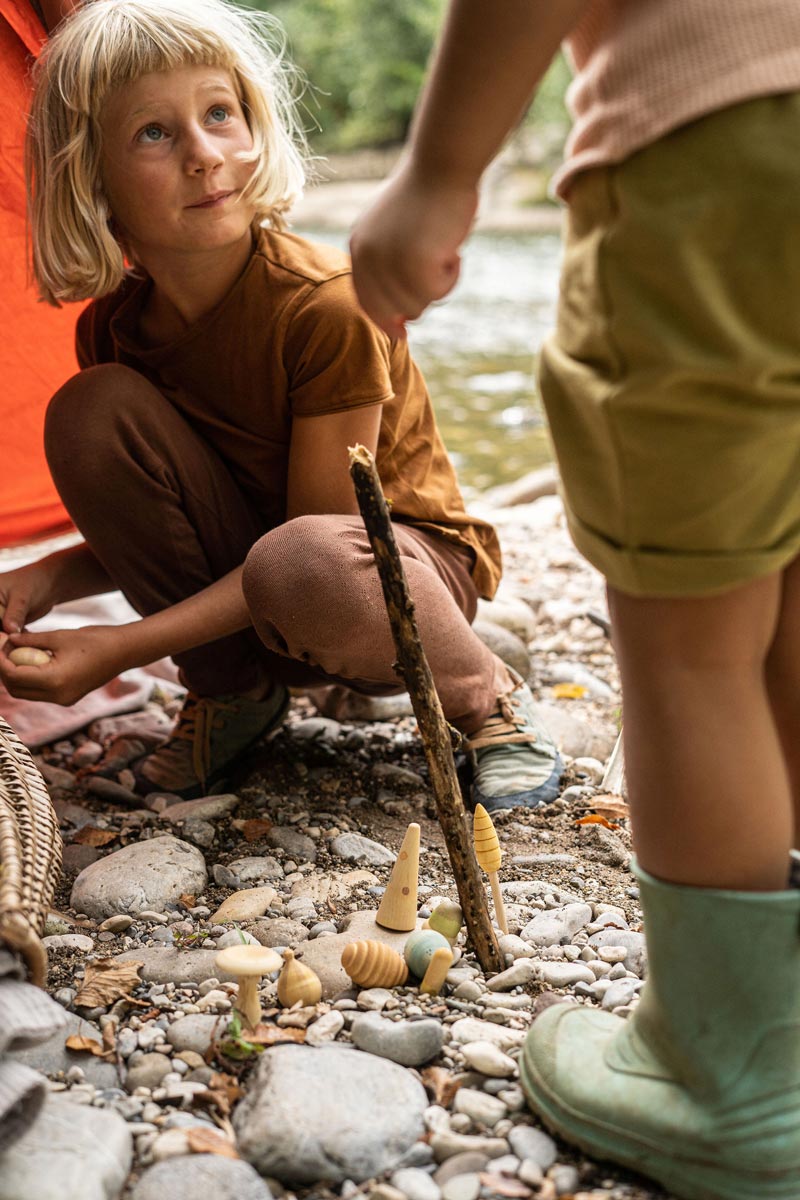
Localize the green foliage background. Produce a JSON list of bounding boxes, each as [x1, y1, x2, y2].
[[242, 0, 570, 154]]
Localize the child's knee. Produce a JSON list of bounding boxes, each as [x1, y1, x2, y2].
[[242, 515, 354, 622], [44, 364, 153, 472]]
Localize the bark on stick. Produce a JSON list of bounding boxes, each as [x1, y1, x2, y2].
[[348, 444, 503, 974]]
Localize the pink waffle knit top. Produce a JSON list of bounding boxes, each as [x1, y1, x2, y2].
[[553, 0, 800, 198]]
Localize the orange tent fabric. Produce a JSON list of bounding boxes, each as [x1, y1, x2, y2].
[[1, 0, 76, 547]]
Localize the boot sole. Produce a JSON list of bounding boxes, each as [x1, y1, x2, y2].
[[521, 1049, 800, 1200]]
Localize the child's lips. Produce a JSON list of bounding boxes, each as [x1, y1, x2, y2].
[[188, 190, 234, 208]]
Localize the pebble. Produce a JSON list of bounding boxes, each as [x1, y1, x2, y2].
[[538, 962, 595, 988], [485, 960, 538, 991], [430, 1132, 508, 1163], [329, 832, 397, 866], [391, 1167, 442, 1200], [161, 794, 239, 823], [248, 917, 309, 947], [71, 836, 207, 919], [166, 1014, 225, 1055], [351, 1012, 444, 1067], [86, 776, 140, 805], [601, 978, 642, 1010], [234, 1044, 427, 1184], [453, 980, 484, 1001], [519, 903, 593, 949], [459, 1042, 517, 1078], [125, 1052, 173, 1092], [433, 1153, 490, 1186], [497, 935, 537, 961], [357, 987, 394, 1011], [449, 1019, 526, 1051], [216, 929, 261, 948], [305, 1010, 345, 1045], [452, 1089, 507, 1127], [42, 933, 94, 952], [440, 1176, 481, 1200], [10, 1012, 118, 1087], [0, 1097, 132, 1200], [215, 857, 284, 886], [507, 1126, 557, 1170], [99, 915, 134, 933], [549, 1163, 581, 1194], [267, 826, 318, 862], [131, 1155, 273, 1199]]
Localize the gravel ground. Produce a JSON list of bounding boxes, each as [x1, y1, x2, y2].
[[4, 489, 675, 1200]]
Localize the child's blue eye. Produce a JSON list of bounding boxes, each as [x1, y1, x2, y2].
[[208, 106, 229, 123], [138, 124, 165, 143]]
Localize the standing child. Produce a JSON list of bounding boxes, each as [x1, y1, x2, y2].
[[0, 0, 561, 814], [351, 3, 800, 1198]]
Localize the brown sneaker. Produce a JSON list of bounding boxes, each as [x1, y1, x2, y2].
[[134, 686, 290, 800]]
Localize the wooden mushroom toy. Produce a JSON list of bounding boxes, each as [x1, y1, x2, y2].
[[341, 940, 408, 988], [426, 898, 463, 944], [215, 944, 282, 1030], [473, 803, 508, 935], [419, 946, 453, 996], [277, 949, 322, 1008]]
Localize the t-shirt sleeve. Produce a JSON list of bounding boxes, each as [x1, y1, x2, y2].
[[283, 273, 395, 417]]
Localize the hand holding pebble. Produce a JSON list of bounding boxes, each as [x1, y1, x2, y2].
[[8, 647, 52, 666]]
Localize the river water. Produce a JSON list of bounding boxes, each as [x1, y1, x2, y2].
[[299, 228, 563, 498]]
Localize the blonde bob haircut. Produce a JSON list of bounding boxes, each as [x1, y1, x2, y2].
[[27, 0, 308, 305]]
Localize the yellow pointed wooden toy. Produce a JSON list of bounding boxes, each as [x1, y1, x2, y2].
[[419, 945, 453, 996], [376, 822, 420, 931], [341, 940, 409, 989], [473, 803, 508, 934], [276, 949, 322, 1008]]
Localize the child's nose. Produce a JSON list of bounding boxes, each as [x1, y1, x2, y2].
[[184, 126, 225, 172]]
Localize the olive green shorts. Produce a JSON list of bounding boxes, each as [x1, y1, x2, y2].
[[539, 92, 800, 597]]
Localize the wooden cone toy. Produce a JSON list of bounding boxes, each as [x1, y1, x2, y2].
[[376, 822, 420, 931], [473, 803, 508, 935], [419, 946, 453, 996]]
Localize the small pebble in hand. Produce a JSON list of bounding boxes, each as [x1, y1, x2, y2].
[[9, 647, 51, 666]]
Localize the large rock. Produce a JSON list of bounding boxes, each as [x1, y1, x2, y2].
[[234, 1044, 427, 1184], [351, 1012, 444, 1066], [71, 836, 207, 919], [10, 1012, 119, 1087], [114, 946, 237, 985], [471, 620, 530, 679], [519, 903, 592, 949], [0, 1097, 131, 1200], [131, 1155, 272, 1200], [297, 909, 423, 998]]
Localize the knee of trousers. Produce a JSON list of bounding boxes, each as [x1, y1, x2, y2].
[[242, 515, 370, 640], [44, 364, 158, 486]]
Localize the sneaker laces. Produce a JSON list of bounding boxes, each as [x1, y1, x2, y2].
[[467, 680, 539, 752], [163, 693, 239, 790]]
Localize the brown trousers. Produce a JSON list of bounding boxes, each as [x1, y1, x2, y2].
[[44, 365, 505, 734]]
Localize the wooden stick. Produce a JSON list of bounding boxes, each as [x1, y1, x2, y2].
[[489, 873, 508, 936], [348, 445, 503, 975]]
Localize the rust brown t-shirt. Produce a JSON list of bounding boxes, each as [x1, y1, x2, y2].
[[76, 228, 501, 598]]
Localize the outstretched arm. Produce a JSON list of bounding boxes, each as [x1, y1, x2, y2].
[[350, 0, 588, 337]]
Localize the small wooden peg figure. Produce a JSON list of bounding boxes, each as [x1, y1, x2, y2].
[[473, 803, 509, 935], [419, 946, 453, 996], [376, 822, 420, 931]]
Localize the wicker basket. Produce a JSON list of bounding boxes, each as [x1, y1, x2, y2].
[[0, 717, 61, 986]]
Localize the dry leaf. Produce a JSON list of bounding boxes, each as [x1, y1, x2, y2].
[[195, 1072, 243, 1117], [552, 682, 587, 700], [246, 1023, 306, 1045], [72, 826, 118, 847], [74, 958, 143, 1008], [421, 1065, 463, 1108], [65, 1034, 113, 1059], [179, 893, 196, 908], [587, 794, 630, 821], [575, 814, 619, 830], [185, 1127, 239, 1159], [241, 818, 273, 842]]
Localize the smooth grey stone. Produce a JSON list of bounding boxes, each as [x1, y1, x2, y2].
[[578, 824, 631, 868], [131, 1155, 272, 1200], [166, 1014, 226, 1056], [485, 960, 538, 991], [248, 918, 309, 947], [160, 794, 239, 823], [124, 1052, 172, 1092], [519, 903, 592, 949], [329, 833, 396, 867], [549, 1163, 581, 1194], [219, 856, 284, 886], [115, 946, 237, 985], [452, 1088, 507, 1127], [42, 934, 94, 953], [351, 1012, 444, 1067], [71, 836, 206, 919], [10, 1012, 118, 1087], [587, 929, 647, 976], [430, 1132, 508, 1163], [433, 1152, 490, 1186], [391, 1166, 442, 1200], [440, 1175, 480, 1200], [601, 978, 642, 1010], [538, 962, 596, 988], [0, 1097, 131, 1200], [234, 1044, 427, 1184], [506, 1125, 557, 1170], [471, 619, 530, 679], [267, 827, 317, 862]]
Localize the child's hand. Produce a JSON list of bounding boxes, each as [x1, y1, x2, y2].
[[0, 625, 127, 707], [350, 162, 479, 337], [0, 562, 59, 633]]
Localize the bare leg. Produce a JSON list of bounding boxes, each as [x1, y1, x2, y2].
[[608, 572, 792, 891], [765, 554, 800, 835]]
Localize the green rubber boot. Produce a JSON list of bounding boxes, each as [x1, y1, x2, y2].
[[520, 862, 800, 1200]]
